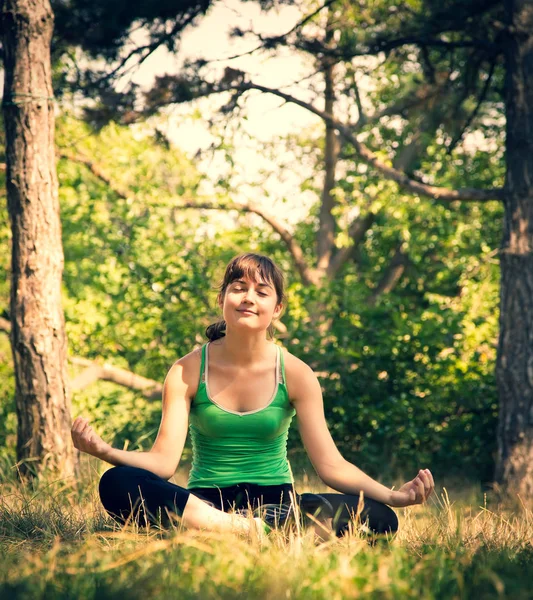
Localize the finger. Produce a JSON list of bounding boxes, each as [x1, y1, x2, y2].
[[425, 469, 434, 488], [74, 417, 89, 434], [79, 419, 91, 435], [72, 423, 84, 437], [83, 425, 94, 441], [417, 470, 427, 485], [73, 422, 86, 444], [418, 470, 431, 493], [415, 477, 425, 503], [422, 471, 434, 500], [71, 417, 84, 433]]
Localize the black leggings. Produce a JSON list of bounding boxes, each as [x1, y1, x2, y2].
[[99, 466, 398, 537]]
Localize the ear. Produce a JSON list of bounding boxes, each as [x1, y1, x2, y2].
[[273, 302, 283, 320], [217, 292, 224, 309]]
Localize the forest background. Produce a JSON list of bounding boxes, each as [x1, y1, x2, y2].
[[0, 0, 504, 486]]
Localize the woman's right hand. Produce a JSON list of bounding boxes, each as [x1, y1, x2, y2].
[[71, 417, 112, 459]]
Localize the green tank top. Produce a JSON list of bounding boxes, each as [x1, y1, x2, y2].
[[187, 343, 296, 488]]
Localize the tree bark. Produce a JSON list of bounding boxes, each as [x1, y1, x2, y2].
[[495, 0, 533, 497], [1, 0, 77, 477]]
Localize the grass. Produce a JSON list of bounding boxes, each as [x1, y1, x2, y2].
[[0, 463, 532, 599]]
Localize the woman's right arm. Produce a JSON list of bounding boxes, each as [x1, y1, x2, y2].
[[71, 350, 200, 480]]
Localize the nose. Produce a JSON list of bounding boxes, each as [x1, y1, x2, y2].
[[243, 288, 255, 302], [242, 285, 261, 303]]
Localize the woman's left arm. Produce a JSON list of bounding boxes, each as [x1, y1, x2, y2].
[[288, 356, 434, 507]]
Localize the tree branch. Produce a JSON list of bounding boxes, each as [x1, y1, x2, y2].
[[327, 211, 376, 279], [58, 151, 324, 285], [351, 74, 366, 127], [230, 80, 503, 202], [0, 318, 163, 400], [183, 76, 501, 201], [249, 0, 501, 62], [69, 356, 162, 400], [58, 151, 129, 199], [174, 200, 321, 285], [91, 13, 203, 87], [346, 78, 451, 138], [446, 58, 498, 154], [304, 36, 497, 61], [392, 94, 446, 174], [219, 0, 338, 63], [368, 246, 411, 305]]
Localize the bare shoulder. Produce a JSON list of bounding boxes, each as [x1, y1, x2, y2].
[[164, 345, 204, 400], [281, 347, 312, 375], [280, 347, 320, 400]]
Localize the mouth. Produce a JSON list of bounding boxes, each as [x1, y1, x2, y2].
[[237, 309, 257, 315]]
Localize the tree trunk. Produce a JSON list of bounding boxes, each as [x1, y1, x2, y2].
[[1, 0, 77, 477], [495, 0, 533, 497]]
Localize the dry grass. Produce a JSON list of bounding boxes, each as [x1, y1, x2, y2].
[[0, 466, 532, 599]]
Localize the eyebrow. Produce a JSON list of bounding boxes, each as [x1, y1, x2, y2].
[[233, 279, 272, 288]]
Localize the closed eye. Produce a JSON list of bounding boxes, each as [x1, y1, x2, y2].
[[231, 285, 268, 296]]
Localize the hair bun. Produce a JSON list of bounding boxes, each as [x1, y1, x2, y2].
[[205, 320, 226, 342]]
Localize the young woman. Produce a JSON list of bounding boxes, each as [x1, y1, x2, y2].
[[71, 253, 434, 537]]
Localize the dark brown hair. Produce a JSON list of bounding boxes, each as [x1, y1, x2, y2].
[[206, 253, 286, 342]]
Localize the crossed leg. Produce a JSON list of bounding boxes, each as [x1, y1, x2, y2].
[[98, 466, 262, 534], [98, 466, 398, 538]]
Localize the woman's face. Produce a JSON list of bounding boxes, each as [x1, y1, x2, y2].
[[220, 276, 282, 335]]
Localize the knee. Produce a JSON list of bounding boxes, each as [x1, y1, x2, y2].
[[99, 466, 129, 496], [336, 502, 399, 537], [365, 502, 398, 535], [381, 506, 399, 535], [98, 466, 143, 510], [99, 466, 155, 525]]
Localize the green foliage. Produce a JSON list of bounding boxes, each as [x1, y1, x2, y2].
[[71, 382, 162, 454], [0, 149, 14, 468], [319, 286, 497, 481], [0, 0, 508, 486], [0, 335, 16, 469], [54, 116, 243, 451], [57, 116, 210, 375], [0, 108, 503, 480]]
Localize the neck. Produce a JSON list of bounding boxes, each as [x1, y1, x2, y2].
[[215, 330, 272, 365]]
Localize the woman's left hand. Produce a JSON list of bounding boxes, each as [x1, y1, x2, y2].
[[390, 469, 435, 507]]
